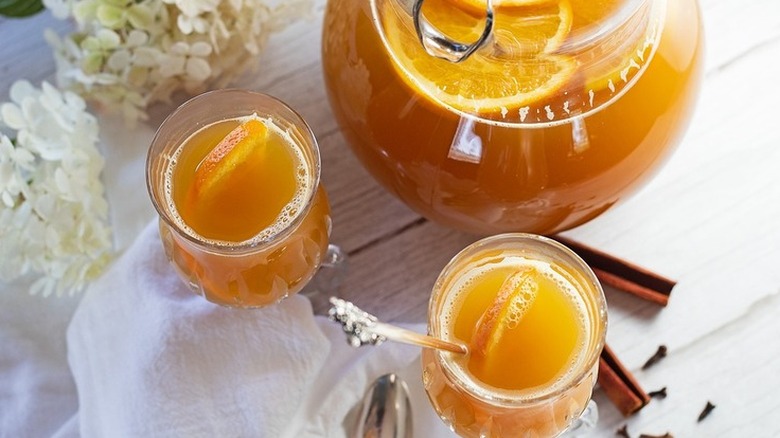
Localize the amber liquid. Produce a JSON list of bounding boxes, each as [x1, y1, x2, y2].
[[161, 117, 331, 307], [173, 118, 303, 242], [323, 0, 703, 234], [422, 252, 598, 437], [451, 263, 585, 390]]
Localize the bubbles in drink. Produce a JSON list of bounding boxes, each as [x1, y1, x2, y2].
[[162, 114, 314, 246], [438, 251, 592, 399]]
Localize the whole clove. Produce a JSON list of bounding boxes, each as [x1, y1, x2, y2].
[[642, 345, 668, 370], [697, 401, 716, 422], [648, 387, 668, 399], [639, 434, 673, 438], [616, 424, 631, 438]]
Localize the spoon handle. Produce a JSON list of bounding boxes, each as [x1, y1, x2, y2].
[[372, 322, 468, 355], [329, 297, 468, 355]]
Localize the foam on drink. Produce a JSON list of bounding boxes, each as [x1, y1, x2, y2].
[[439, 251, 591, 400], [163, 114, 314, 246]]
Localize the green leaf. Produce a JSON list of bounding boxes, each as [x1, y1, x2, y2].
[[0, 0, 44, 17]]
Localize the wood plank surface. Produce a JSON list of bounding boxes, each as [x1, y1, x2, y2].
[[2, 0, 780, 435]]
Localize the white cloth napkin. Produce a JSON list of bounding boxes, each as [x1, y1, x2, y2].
[[61, 221, 452, 437]]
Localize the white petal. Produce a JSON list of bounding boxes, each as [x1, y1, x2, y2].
[[107, 49, 131, 70], [96, 29, 121, 48], [189, 41, 212, 57], [94, 73, 120, 85], [12, 147, 36, 169], [20, 99, 42, 128], [177, 15, 194, 35], [9, 80, 37, 104], [45, 225, 60, 248], [54, 168, 72, 195], [41, 82, 63, 104], [0, 135, 13, 153], [0, 104, 27, 130], [175, 0, 200, 17], [42, 0, 70, 19], [126, 30, 149, 47], [170, 41, 190, 55], [1, 191, 14, 208], [185, 57, 211, 81], [64, 91, 87, 112], [44, 28, 63, 48], [191, 16, 208, 34], [158, 56, 186, 77], [39, 82, 65, 113], [30, 277, 51, 296]]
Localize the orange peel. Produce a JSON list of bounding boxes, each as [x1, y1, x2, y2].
[[384, 0, 575, 117], [190, 118, 268, 201], [471, 267, 539, 356]]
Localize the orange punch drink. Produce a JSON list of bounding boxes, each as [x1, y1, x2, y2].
[[323, 0, 703, 234], [423, 234, 607, 437], [146, 90, 332, 308]]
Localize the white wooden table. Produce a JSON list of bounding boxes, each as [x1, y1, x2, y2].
[[2, 0, 779, 436]]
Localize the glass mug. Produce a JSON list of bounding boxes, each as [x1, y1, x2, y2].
[[323, 0, 703, 234], [146, 90, 341, 308], [422, 234, 607, 437]]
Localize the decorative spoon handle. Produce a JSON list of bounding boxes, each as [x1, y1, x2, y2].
[[328, 297, 468, 355]]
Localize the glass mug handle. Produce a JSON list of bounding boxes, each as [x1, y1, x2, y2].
[[397, 0, 494, 63], [559, 400, 599, 437], [303, 244, 348, 309]]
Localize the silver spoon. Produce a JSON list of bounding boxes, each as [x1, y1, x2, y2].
[[329, 297, 467, 355], [353, 373, 413, 438]]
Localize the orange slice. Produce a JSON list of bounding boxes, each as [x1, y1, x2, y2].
[[421, 0, 573, 55], [190, 118, 268, 201], [452, 0, 559, 10], [493, 0, 573, 55], [471, 267, 539, 357], [384, 0, 576, 116]]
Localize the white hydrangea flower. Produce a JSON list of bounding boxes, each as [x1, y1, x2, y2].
[[0, 80, 113, 297], [45, 0, 314, 124]]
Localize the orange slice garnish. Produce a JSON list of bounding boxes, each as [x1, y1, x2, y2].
[[384, 0, 576, 117], [471, 267, 539, 357], [190, 118, 268, 202]]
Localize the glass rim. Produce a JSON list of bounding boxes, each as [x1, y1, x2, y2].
[[560, 0, 652, 52], [427, 233, 608, 407], [145, 89, 322, 255]]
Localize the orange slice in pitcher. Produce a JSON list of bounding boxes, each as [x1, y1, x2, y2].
[[190, 118, 268, 202], [471, 267, 539, 357], [452, 0, 560, 10], [384, 0, 576, 116], [421, 0, 573, 55], [497, 0, 573, 54]]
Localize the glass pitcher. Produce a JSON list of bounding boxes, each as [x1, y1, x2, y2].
[[322, 0, 702, 235]]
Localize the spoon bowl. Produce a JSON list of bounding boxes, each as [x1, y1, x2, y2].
[[353, 373, 413, 438]]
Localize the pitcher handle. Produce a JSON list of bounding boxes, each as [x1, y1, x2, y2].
[[399, 0, 494, 63]]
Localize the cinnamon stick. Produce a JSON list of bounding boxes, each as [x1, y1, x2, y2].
[[599, 344, 651, 416], [554, 236, 676, 306]]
